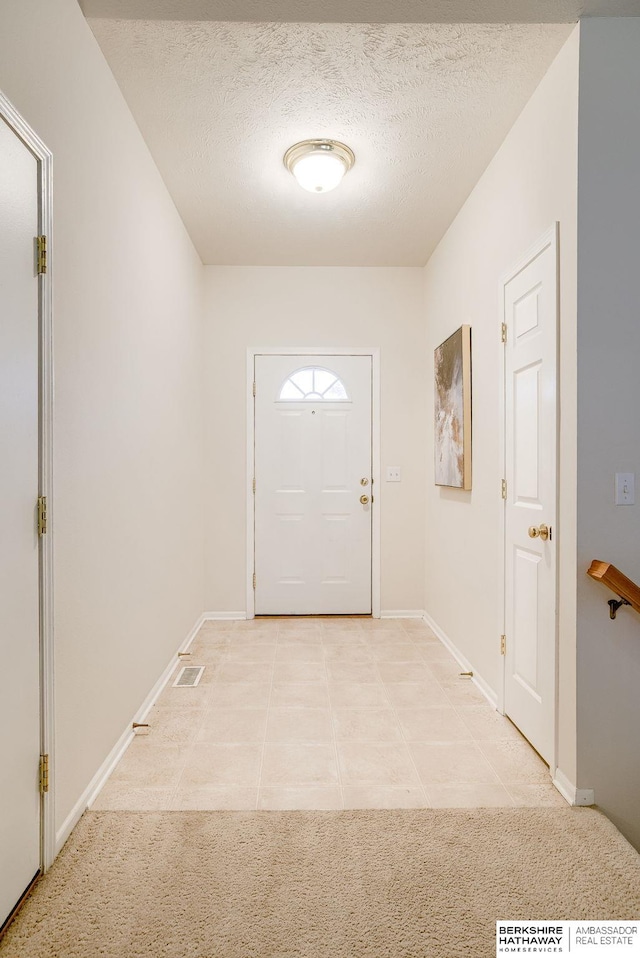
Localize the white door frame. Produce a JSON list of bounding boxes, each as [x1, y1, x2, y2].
[[0, 92, 55, 872], [497, 224, 559, 775], [247, 346, 381, 619]]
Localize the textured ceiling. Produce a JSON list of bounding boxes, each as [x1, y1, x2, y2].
[[89, 20, 573, 265], [81, 0, 640, 21]]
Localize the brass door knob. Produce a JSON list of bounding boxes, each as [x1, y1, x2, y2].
[[528, 523, 549, 541], [360, 495, 370, 504]]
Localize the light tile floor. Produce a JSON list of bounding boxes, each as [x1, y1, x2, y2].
[[93, 618, 568, 811]]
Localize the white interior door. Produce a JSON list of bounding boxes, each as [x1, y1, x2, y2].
[[503, 229, 558, 765], [0, 116, 41, 927], [254, 354, 372, 615]]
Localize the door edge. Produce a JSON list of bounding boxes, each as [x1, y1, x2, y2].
[[0, 91, 55, 873], [498, 224, 559, 773]]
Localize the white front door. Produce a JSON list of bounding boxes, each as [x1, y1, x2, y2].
[[503, 229, 558, 765], [254, 354, 372, 615], [0, 117, 42, 925]]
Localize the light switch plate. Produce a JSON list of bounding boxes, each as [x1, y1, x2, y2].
[[386, 466, 401, 482], [615, 472, 635, 505]]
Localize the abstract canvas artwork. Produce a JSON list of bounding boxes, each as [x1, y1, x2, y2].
[[434, 325, 472, 490]]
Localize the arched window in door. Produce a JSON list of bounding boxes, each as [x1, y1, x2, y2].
[[278, 366, 349, 401]]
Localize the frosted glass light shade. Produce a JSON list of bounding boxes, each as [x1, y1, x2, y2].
[[284, 140, 355, 194], [292, 152, 346, 193]]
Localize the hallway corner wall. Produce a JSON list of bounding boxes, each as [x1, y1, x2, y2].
[[0, 0, 206, 837], [202, 266, 427, 616], [576, 17, 640, 850], [421, 29, 579, 781]]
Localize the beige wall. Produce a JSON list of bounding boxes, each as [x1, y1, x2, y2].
[[203, 266, 426, 615], [576, 18, 640, 849], [0, 0, 206, 836], [422, 30, 579, 780]]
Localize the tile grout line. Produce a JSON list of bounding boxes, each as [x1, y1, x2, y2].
[[444, 679, 521, 800], [187, 622, 267, 805], [377, 624, 431, 808], [254, 629, 278, 811], [405, 625, 508, 803], [169, 691, 208, 808], [401, 622, 438, 807], [412, 632, 510, 797], [413, 628, 543, 802], [122, 629, 225, 810], [174, 628, 232, 808], [321, 627, 345, 810], [421, 637, 536, 792]]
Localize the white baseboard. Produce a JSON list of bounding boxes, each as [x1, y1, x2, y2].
[[202, 611, 247, 620], [381, 609, 426, 619], [422, 610, 498, 709], [55, 613, 206, 855], [552, 767, 595, 807]]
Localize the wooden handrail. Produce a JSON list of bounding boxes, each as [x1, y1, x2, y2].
[[587, 560, 640, 619]]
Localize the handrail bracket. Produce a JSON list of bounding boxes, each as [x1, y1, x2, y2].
[[608, 597, 631, 620], [587, 559, 640, 622]]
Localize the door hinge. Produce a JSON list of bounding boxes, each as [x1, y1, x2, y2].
[[39, 754, 49, 793], [501, 479, 507, 500], [37, 496, 47, 536], [36, 235, 47, 275], [252, 381, 256, 397], [501, 322, 507, 344], [500, 634, 506, 656], [252, 573, 256, 590], [252, 478, 256, 494]]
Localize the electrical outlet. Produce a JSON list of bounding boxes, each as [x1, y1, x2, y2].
[[386, 466, 401, 482]]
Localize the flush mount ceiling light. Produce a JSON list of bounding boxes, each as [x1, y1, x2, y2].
[[284, 139, 355, 194]]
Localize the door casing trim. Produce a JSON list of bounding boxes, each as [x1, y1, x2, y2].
[[0, 91, 55, 872], [498, 223, 559, 777], [246, 346, 381, 619]]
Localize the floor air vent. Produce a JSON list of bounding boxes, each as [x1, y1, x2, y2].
[[173, 665, 205, 688]]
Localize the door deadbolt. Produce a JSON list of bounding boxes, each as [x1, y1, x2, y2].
[[360, 478, 369, 486], [360, 495, 370, 505]]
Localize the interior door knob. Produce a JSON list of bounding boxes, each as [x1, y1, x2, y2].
[[528, 523, 549, 541], [360, 495, 370, 505]]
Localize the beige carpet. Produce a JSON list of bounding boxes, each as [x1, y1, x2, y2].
[[2, 809, 639, 958]]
